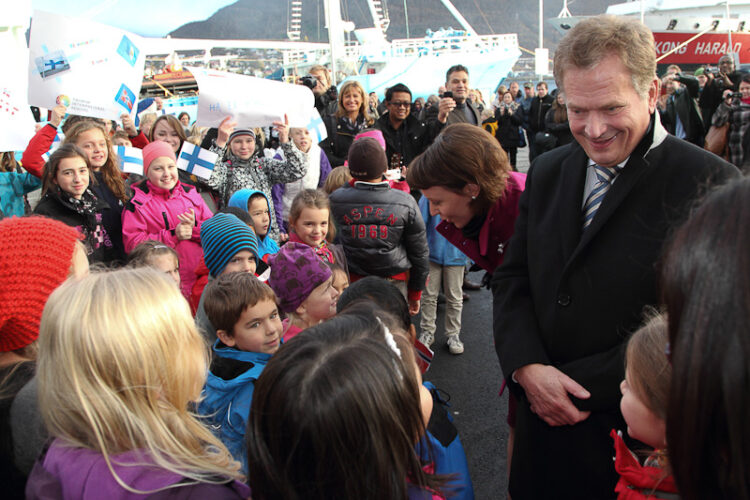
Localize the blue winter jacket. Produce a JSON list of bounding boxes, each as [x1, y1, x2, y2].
[[419, 196, 468, 267], [198, 341, 273, 474], [227, 188, 280, 259], [417, 381, 475, 500], [0, 171, 40, 218]]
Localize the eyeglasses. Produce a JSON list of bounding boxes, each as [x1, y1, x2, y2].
[[390, 101, 412, 108]]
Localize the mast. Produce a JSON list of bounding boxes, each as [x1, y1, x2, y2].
[[367, 0, 390, 36], [438, 0, 479, 36]]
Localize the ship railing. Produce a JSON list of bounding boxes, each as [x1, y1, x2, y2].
[[281, 33, 519, 66]]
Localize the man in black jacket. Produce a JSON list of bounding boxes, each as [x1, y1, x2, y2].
[[528, 82, 554, 160], [660, 72, 705, 146], [493, 15, 739, 499], [374, 83, 444, 172]]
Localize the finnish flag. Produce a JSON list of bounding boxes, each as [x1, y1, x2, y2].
[[115, 145, 144, 175], [42, 131, 64, 162], [177, 142, 218, 180], [306, 109, 328, 143]]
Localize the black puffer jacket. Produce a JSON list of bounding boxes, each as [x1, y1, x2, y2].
[[329, 181, 429, 294]]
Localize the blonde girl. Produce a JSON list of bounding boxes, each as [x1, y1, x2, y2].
[[26, 268, 249, 499], [322, 165, 352, 194], [612, 311, 677, 499], [288, 188, 347, 272]]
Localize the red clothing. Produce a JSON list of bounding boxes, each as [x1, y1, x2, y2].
[[190, 258, 209, 315], [129, 131, 149, 149], [21, 124, 58, 177], [611, 430, 678, 499], [437, 171, 526, 273], [282, 318, 304, 342]]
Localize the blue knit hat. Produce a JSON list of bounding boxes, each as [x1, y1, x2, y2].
[[200, 213, 259, 277]]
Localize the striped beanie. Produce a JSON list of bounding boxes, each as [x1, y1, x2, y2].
[[200, 213, 259, 277]]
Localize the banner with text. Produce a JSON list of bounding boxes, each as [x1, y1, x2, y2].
[[27, 10, 146, 121], [1, 9, 39, 152], [187, 67, 314, 128]]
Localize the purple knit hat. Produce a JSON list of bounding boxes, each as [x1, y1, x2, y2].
[[267, 242, 332, 313]]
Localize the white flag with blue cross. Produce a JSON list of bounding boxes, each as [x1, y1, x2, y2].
[[176, 142, 218, 180], [115, 145, 143, 175], [306, 109, 328, 142]]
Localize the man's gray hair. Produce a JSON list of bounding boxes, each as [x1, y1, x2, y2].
[[553, 15, 656, 100]]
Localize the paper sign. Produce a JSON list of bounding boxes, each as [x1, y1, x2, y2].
[[27, 10, 146, 121], [176, 142, 218, 180], [115, 145, 143, 175], [187, 66, 315, 128], [0, 17, 38, 152]]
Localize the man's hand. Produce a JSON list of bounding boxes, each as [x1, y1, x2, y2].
[[120, 113, 138, 137], [437, 96, 456, 123], [215, 116, 237, 148], [515, 363, 591, 426]]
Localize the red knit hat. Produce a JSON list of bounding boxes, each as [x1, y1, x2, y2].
[[142, 141, 176, 176], [0, 217, 80, 352]]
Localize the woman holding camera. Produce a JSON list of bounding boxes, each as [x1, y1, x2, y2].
[[711, 74, 750, 172]]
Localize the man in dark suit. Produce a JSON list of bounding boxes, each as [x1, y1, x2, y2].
[[492, 15, 739, 499], [660, 72, 705, 146]]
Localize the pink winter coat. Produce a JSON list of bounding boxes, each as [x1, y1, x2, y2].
[[122, 180, 213, 298]]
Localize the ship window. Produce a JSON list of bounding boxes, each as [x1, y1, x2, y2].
[[740, 21, 746, 31], [712, 20, 720, 30], [694, 23, 700, 29], [668, 19, 677, 30]]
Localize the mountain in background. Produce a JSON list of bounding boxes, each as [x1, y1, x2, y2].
[[169, 0, 618, 52]]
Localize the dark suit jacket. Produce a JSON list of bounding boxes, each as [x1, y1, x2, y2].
[[492, 116, 739, 499], [661, 73, 705, 146]]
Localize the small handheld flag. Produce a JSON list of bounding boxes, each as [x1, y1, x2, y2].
[[306, 109, 328, 143], [177, 142, 218, 180], [115, 145, 144, 175]]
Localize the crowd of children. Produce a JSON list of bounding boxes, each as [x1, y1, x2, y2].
[[1, 78, 749, 499]]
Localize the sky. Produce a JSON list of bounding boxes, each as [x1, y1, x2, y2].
[[29, 0, 235, 37]]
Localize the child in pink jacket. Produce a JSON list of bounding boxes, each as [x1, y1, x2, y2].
[[122, 141, 213, 298]]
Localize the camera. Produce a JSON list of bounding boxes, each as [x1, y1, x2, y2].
[[732, 92, 743, 99], [443, 91, 453, 99], [300, 75, 318, 90]]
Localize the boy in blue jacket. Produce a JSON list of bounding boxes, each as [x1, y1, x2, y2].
[[198, 271, 283, 473], [418, 195, 469, 354], [228, 189, 280, 260]]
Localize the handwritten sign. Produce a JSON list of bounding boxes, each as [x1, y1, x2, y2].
[[27, 10, 146, 121], [187, 67, 314, 128], [0, 13, 37, 152]]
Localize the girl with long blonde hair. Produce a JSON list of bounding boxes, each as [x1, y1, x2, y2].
[[26, 268, 249, 499]]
